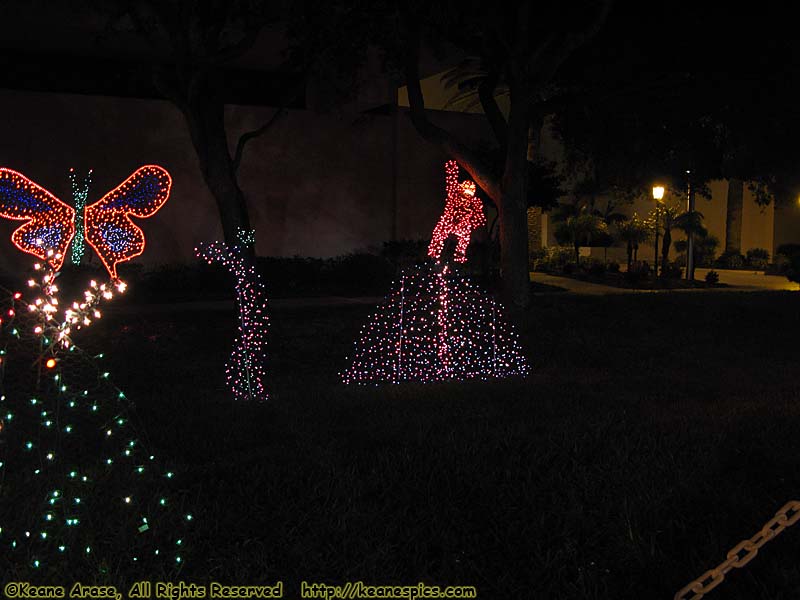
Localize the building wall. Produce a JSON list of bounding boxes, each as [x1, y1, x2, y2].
[[0, 89, 493, 275], [773, 198, 800, 254], [740, 183, 775, 255]]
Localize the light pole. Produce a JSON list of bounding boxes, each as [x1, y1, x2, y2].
[[686, 170, 695, 280], [652, 185, 665, 276]]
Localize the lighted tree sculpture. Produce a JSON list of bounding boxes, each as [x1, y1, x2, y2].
[[68, 168, 92, 266], [0, 165, 191, 576], [195, 230, 269, 402], [342, 161, 529, 384]]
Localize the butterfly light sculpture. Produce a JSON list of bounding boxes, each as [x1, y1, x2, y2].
[[0, 165, 171, 279]]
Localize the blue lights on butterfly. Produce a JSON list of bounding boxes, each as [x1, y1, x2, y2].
[[21, 226, 67, 250], [99, 224, 135, 253], [0, 178, 50, 213]]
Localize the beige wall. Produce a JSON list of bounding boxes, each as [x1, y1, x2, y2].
[[773, 199, 800, 252], [741, 184, 775, 255]]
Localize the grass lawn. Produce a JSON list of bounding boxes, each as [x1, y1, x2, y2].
[[7, 290, 800, 598]]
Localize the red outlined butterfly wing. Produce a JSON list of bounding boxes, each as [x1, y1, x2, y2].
[[0, 168, 76, 270], [85, 165, 172, 279]]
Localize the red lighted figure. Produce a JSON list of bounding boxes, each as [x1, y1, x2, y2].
[[427, 160, 486, 263]]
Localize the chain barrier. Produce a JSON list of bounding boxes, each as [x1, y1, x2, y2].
[[675, 500, 800, 600]]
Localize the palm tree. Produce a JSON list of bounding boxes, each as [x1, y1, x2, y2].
[[647, 203, 708, 276], [591, 198, 629, 263], [724, 179, 744, 255], [551, 201, 608, 265], [617, 214, 651, 270]]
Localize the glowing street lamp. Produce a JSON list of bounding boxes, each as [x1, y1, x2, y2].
[[652, 186, 665, 275]]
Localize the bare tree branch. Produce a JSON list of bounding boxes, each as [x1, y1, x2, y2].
[[529, 0, 614, 88], [402, 18, 503, 202], [213, 27, 261, 63], [478, 69, 508, 149], [232, 106, 287, 173], [231, 78, 304, 172]]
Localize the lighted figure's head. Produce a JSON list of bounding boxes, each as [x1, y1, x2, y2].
[[460, 180, 477, 198]]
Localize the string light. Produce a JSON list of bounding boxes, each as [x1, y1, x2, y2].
[[343, 160, 528, 384], [0, 168, 76, 270], [195, 241, 269, 401], [0, 165, 171, 280], [68, 168, 92, 265], [428, 160, 486, 263], [0, 164, 183, 573], [84, 165, 171, 279], [341, 262, 529, 384], [237, 227, 256, 246], [0, 270, 191, 574]]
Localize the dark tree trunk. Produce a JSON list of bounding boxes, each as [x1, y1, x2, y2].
[[661, 229, 671, 275], [182, 88, 253, 251], [498, 82, 533, 310], [626, 241, 633, 270], [574, 243, 580, 265], [398, 1, 612, 310], [725, 178, 744, 255]]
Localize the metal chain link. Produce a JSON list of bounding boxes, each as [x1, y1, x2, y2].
[[675, 500, 800, 600]]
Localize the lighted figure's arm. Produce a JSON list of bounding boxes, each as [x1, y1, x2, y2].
[[445, 160, 460, 199], [428, 219, 447, 260]]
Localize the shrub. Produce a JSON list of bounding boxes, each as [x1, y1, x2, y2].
[[531, 246, 573, 273], [745, 248, 770, 268], [777, 243, 800, 260], [532, 258, 548, 272], [132, 251, 399, 301], [607, 261, 621, 273], [705, 270, 720, 284], [675, 235, 720, 267], [700, 236, 721, 266], [549, 246, 576, 266], [257, 255, 328, 296], [661, 262, 683, 279], [561, 262, 575, 275], [777, 244, 800, 283], [716, 250, 745, 269], [136, 262, 231, 301], [587, 259, 606, 276], [624, 261, 650, 283], [58, 263, 123, 298], [381, 239, 428, 268], [528, 247, 548, 270], [325, 253, 395, 296], [771, 253, 790, 274]]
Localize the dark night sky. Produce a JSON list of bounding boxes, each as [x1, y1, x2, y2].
[[577, 2, 800, 83], [0, 1, 795, 119]]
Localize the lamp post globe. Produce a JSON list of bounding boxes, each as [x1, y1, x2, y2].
[[652, 186, 665, 275]]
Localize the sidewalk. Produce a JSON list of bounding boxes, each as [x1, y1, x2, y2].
[[694, 268, 800, 291], [531, 269, 800, 295]]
